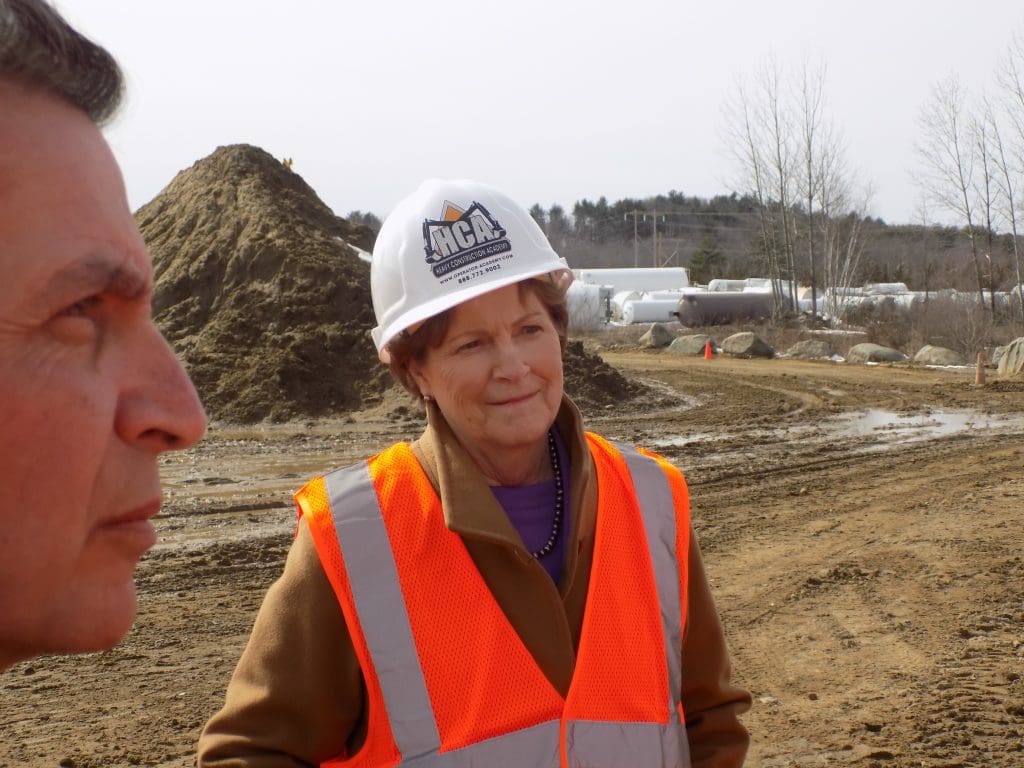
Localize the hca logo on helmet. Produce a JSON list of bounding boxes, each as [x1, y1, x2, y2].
[[422, 201, 512, 279], [369, 179, 573, 361]]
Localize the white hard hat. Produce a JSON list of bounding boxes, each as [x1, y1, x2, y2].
[[370, 179, 571, 360]]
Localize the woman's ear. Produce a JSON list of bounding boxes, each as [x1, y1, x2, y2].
[[406, 359, 430, 400]]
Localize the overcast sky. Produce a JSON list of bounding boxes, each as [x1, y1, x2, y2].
[[63, 0, 1024, 227]]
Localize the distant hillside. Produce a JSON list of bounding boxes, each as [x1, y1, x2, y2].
[[521, 191, 1020, 292]]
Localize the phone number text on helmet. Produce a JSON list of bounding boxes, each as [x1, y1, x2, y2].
[[455, 252, 514, 285]]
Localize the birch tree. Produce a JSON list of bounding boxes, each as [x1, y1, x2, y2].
[[721, 78, 786, 310], [914, 73, 987, 307], [995, 30, 1024, 323], [818, 150, 872, 323], [722, 58, 802, 313], [796, 56, 826, 318], [723, 56, 867, 320], [760, 59, 799, 310], [971, 112, 999, 313]]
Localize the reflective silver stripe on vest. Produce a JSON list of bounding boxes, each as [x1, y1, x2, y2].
[[398, 720, 561, 768], [324, 464, 442, 761], [612, 442, 685, 718], [567, 720, 689, 767], [396, 719, 686, 767]]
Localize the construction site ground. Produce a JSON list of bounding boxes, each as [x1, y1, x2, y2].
[[3, 352, 1023, 767]]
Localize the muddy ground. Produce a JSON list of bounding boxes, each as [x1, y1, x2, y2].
[[2, 352, 1023, 767]]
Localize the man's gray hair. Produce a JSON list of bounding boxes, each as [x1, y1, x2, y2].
[[0, 0, 123, 125]]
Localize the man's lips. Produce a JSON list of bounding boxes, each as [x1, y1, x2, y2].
[[102, 498, 162, 527], [94, 499, 162, 549]]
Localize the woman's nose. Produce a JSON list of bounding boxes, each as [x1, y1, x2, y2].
[[492, 338, 530, 381]]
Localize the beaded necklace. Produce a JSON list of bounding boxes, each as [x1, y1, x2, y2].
[[531, 430, 564, 559]]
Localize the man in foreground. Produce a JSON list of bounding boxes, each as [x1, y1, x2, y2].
[[0, 0, 207, 670]]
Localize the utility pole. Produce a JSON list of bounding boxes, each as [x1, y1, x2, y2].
[[652, 208, 658, 267], [626, 214, 634, 268], [627, 209, 664, 267]]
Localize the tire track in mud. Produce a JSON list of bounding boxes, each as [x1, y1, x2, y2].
[[3, 350, 1022, 767], [897, 498, 1024, 767], [702, 438, 1024, 767]]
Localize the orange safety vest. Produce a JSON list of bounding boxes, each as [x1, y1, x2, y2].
[[297, 432, 692, 767]]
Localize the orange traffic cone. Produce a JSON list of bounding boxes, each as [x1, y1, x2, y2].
[[704, 339, 713, 360]]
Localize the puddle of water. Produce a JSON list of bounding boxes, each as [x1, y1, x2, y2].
[[649, 432, 717, 448], [649, 408, 1024, 453], [825, 409, 1024, 446]]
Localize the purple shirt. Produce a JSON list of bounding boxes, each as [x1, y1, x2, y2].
[[489, 428, 570, 584]]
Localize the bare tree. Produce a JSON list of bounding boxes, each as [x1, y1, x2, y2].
[[796, 56, 826, 319], [995, 29, 1024, 324], [819, 160, 873, 323], [760, 58, 799, 310], [723, 55, 867, 322], [971, 111, 999, 313], [913, 195, 941, 303], [721, 77, 786, 309], [914, 73, 987, 307]]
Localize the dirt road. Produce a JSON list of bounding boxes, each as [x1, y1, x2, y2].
[[2, 353, 1023, 767]]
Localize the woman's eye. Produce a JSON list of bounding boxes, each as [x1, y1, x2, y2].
[[522, 324, 543, 335], [456, 339, 480, 353]]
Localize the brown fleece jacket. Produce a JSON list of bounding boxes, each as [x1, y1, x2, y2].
[[198, 398, 751, 767]]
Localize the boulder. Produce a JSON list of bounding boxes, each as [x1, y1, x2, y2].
[[997, 336, 1024, 378], [639, 323, 675, 349], [785, 340, 832, 360], [846, 343, 907, 364], [913, 345, 965, 366], [722, 332, 774, 358], [668, 334, 714, 356]]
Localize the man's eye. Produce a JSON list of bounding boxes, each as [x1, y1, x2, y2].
[[50, 296, 104, 343], [61, 295, 102, 317]]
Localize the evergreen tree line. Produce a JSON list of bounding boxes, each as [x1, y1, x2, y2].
[[523, 191, 1020, 295]]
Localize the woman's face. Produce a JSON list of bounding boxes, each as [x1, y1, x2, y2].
[[408, 283, 563, 463]]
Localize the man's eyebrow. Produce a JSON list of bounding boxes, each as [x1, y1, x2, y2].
[[44, 256, 149, 302]]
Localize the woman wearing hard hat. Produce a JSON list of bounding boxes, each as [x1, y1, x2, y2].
[[199, 180, 751, 767]]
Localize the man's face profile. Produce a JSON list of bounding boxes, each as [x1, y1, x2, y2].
[[0, 80, 206, 668]]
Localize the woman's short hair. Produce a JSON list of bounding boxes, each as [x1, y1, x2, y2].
[[0, 0, 123, 125], [385, 277, 569, 399]]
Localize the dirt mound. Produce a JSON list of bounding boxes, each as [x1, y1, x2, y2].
[[562, 340, 652, 411], [138, 145, 658, 424], [138, 144, 387, 423]]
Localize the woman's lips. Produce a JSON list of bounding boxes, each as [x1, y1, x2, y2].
[[490, 391, 538, 406]]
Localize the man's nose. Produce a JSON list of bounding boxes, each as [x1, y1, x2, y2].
[[115, 325, 206, 453]]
